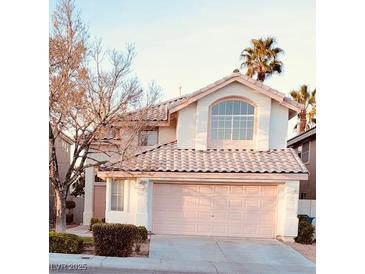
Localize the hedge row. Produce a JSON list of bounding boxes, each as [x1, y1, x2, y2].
[[49, 231, 83, 254], [92, 223, 140, 257]]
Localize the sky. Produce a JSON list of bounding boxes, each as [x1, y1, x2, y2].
[[49, 0, 316, 103]]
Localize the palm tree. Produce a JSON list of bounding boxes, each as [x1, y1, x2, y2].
[[240, 37, 284, 82], [290, 85, 316, 133]]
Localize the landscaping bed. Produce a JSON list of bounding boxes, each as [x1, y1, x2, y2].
[[286, 242, 316, 263], [49, 223, 150, 258], [80, 236, 150, 257]]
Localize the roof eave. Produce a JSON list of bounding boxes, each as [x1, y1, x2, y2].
[[97, 170, 308, 181]]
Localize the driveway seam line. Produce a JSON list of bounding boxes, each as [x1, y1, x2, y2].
[[210, 261, 219, 274], [215, 241, 229, 262]]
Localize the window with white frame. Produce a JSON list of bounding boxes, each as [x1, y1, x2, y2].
[[138, 130, 158, 146], [111, 180, 124, 211], [211, 100, 254, 140]]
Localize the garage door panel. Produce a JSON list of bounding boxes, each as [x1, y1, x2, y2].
[[199, 185, 213, 193], [152, 183, 277, 238], [197, 211, 211, 221], [245, 199, 261, 209], [212, 199, 228, 209], [230, 186, 244, 194], [197, 224, 210, 233], [212, 211, 228, 222], [228, 212, 244, 223], [213, 185, 229, 194], [229, 199, 243, 208], [229, 224, 243, 234]]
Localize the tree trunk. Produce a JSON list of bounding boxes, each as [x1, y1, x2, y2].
[[257, 72, 265, 82], [299, 110, 307, 133], [299, 118, 306, 133], [55, 189, 67, 232]]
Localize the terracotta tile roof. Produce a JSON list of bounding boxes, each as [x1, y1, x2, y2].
[[102, 141, 308, 174], [120, 72, 302, 122], [121, 96, 188, 121]]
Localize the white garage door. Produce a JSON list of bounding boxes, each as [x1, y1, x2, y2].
[[152, 184, 277, 238]]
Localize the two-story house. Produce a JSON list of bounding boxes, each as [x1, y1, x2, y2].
[[82, 71, 308, 241]]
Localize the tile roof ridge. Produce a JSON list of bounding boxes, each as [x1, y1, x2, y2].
[[134, 140, 177, 156], [288, 147, 308, 173]]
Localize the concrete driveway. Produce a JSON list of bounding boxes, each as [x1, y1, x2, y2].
[[49, 235, 315, 274], [150, 235, 315, 274]]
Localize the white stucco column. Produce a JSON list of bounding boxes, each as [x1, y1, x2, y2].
[[105, 178, 111, 214], [276, 181, 300, 241], [135, 178, 151, 229], [82, 167, 94, 225]]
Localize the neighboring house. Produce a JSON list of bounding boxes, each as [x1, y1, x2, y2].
[[49, 132, 85, 225], [287, 127, 316, 200], [83, 71, 308, 241], [49, 132, 73, 225]]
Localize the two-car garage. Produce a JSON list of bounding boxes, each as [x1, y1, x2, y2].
[[152, 183, 278, 238]]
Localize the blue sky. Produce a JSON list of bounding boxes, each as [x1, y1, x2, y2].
[[49, 0, 315, 101]]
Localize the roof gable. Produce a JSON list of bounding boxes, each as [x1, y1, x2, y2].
[[169, 72, 302, 116], [120, 71, 303, 123]]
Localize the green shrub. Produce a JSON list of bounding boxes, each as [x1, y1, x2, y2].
[[137, 226, 148, 241], [49, 231, 83, 254], [92, 223, 140, 257], [66, 200, 76, 210], [89, 217, 102, 231], [297, 214, 309, 223], [101, 218, 105, 223], [295, 219, 315, 244]]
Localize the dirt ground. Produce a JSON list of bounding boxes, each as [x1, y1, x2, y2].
[[83, 240, 150, 257], [286, 242, 316, 263]]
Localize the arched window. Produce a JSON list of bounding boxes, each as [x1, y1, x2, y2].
[[211, 100, 254, 140]]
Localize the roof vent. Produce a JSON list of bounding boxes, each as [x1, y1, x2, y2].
[[233, 69, 240, 73]]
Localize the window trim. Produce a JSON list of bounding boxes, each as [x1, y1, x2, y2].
[[109, 180, 126, 212], [207, 96, 258, 148]]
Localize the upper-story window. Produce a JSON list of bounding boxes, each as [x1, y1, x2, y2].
[[138, 130, 158, 146], [211, 100, 254, 140]]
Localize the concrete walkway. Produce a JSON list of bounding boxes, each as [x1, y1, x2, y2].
[[49, 235, 315, 274], [65, 225, 92, 237]]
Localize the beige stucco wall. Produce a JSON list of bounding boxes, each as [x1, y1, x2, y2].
[[159, 125, 176, 144], [175, 82, 290, 150], [269, 101, 289, 149], [176, 82, 274, 150], [176, 102, 197, 149], [105, 178, 152, 229], [276, 180, 300, 240]]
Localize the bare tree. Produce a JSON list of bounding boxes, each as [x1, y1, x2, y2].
[[49, 0, 160, 232]]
